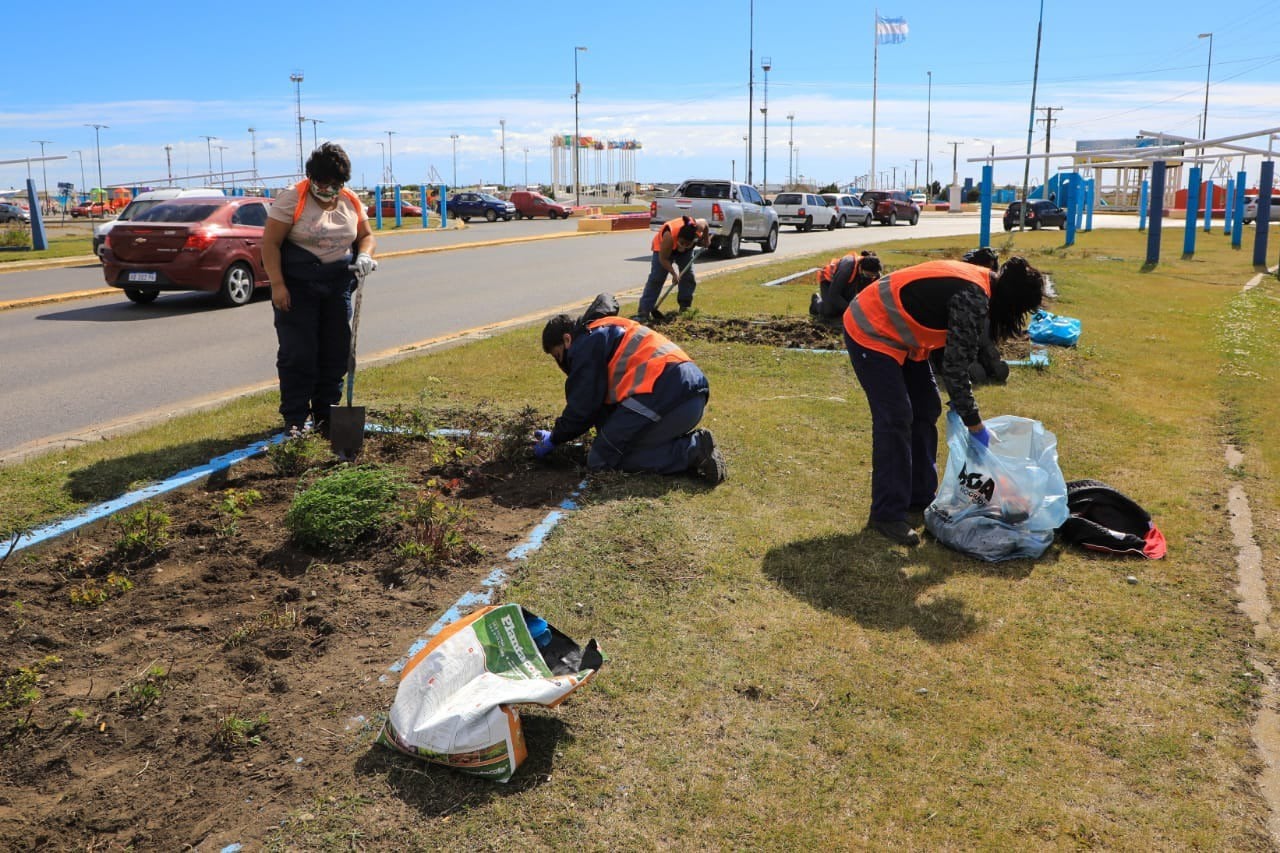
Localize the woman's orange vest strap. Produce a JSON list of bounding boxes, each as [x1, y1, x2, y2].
[[651, 216, 694, 252], [291, 179, 365, 224], [588, 316, 691, 404], [818, 253, 857, 284], [843, 259, 992, 363]]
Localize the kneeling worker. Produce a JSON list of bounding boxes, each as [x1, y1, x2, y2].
[[636, 216, 711, 322], [810, 250, 882, 320], [535, 313, 727, 484]]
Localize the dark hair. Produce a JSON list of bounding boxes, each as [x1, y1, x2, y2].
[[677, 222, 699, 242], [962, 247, 1000, 271], [857, 251, 882, 276], [989, 257, 1045, 342], [305, 142, 352, 185], [542, 314, 578, 353]]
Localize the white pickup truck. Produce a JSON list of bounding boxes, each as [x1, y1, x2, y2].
[[649, 179, 779, 258]]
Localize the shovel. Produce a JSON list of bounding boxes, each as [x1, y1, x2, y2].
[[329, 267, 368, 459], [649, 261, 681, 323]]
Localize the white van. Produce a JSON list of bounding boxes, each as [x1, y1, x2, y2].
[[94, 188, 225, 257], [1242, 193, 1280, 226]]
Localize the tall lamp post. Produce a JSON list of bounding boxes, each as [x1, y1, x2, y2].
[[926, 70, 933, 193], [786, 112, 795, 188], [85, 124, 108, 197], [499, 118, 507, 188], [71, 149, 86, 199], [290, 72, 305, 176], [1198, 32, 1213, 157], [31, 140, 52, 210], [523, 146, 529, 187], [760, 56, 771, 194], [573, 45, 587, 205], [450, 134, 460, 188], [304, 117, 325, 150], [200, 135, 217, 178], [247, 127, 258, 184], [376, 141, 386, 185], [164, 144, 173, 185], [214, 144, 229, 188], [1019, 0, 1045, 229], [385, 130, 397, 184], [747, 0, 755, 184]]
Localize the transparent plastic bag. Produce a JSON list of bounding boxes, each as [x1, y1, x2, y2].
[[924, 411, 1069, 561]]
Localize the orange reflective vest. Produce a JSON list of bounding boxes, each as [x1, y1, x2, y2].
[[843, 259, 992, 363], [651, 216, 696, 252], [291, 179, 365, 223], [818, 253, 858, 284], [588, 316, 692, 404]]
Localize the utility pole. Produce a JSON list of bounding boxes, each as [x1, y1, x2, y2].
[[1036, 106, 1062, 196], [85, 124, 108, 197], [747, 0, 755, 185], [247, 127, 258, 184], [164, 144, 173, 186], [500, 119, 507, 188], [214, 144, 229, 188], [786, 112, 795, 187], [200, 135, 217, 178], [385, 130, 397, 185], [573, 46, 587, 205], [910, 158, 922, 192], [926, 70, 933, 193], [760, 56, 771, 195], [290, 72, 305, 177]]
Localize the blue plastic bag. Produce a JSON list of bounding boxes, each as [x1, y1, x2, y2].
[[924, 411, 1069, 561], [1027, 309, 1081, 346]]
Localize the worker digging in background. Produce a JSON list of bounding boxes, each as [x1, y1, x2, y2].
[[634, 216, 711, 323], [809, 250, 883, 322], [534, 313, 727, 484], [843, 257, 1046, 546]]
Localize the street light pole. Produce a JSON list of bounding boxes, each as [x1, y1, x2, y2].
[[573, 46, 587, 206], [1019, 0, 1045, 229], [71, 150, 86, 199], [31, 140, 52, 210], [786, 113, 795, 188], [523, 146, 529, 187], [247, 127, 258, 184], [200, 135, 217, 178], [164, 145, 173, 185], [500, 118, 507, 188], [450, 134, 459, 188], [926, 70, 933, 192], [747, 0, 754, 185], [290, 72, 305, 176], [1198, 32, 1213, 158], [85, 124, 108, 196], [760, 56, 771, 195], [376, 141, 386, 185], [385, 130, 397, 185], [304, 118, 325, 150], [215, 144, 229, 188]]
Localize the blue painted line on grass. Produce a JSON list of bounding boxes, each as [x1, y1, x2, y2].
[[761, 267, 819, 287], [383, 477, 588, 679], [0, 434, 287, 562]]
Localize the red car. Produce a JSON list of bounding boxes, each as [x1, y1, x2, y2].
[[70, 200, 111, 218], [366, 199, 424, 218], [101, 197, 271, 307]]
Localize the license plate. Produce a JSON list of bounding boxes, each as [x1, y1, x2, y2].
[[127, 272, 157, 283]]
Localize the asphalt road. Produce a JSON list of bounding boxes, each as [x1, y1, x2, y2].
[[0, 212, 1125, 461]]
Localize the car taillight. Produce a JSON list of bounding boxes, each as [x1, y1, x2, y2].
[[182, 229, 217, 252], [798, 208, 806, 217], [650, 201, 657, 218], [1026, 209, 1036, 219], [711, 202, 724, 221]]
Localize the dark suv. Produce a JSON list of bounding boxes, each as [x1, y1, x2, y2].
[[860, 190, 920, 226], [1003, 200, 1066, 231]]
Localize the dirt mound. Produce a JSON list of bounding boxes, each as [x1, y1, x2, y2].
[[662, 314, 845, 349]]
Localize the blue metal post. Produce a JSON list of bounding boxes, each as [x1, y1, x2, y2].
[[979, 164, 992, 248], [1084, 178, 1094, 232], [440, 184, 449, 228], [394, 184, 403, 227], [1203, 180, 1213, 232], [422, 182, 430, 228], [374, 185, 383, 229], [1233, 171, 1247, 248], [1063, 174, 1076, 247], [1254, 160, 1274, 267], [1225, 178, 1234, 237], [1183, 166, 1201, 256], [1146, 161, 1166, 265], [26, 179, 47, 251], [1138, 180, 1149, 231]]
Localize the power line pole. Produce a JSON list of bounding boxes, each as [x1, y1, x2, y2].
[[910, 157, 922, 192], [1036, 106, 1062, 197]]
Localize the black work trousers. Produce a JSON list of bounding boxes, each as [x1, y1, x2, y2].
[[274, 278, 353, 430]]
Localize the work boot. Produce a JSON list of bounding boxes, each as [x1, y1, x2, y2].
[[869, 519, 921, 547], [690, 429, 727, 485]]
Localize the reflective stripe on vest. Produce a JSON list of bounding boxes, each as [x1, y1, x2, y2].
[[651, 216, 693, 252], [843, 259, 992, 363], [589, 316, 691, 404], [291, 179, 364, 223]]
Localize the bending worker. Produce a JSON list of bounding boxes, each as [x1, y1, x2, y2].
[[635, 215, 711, 322], [534, 313, 727, 485], [261, 142, 376, 436], [843, 257, 1046, 546], [810, 250, 882, 320]]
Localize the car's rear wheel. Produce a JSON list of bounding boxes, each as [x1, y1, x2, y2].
[[760, 223, 779, 253], [800, 216, 812, 232], [887, 211, 897, 226], [219, 262, 256, 307], [485, 209, 497, 222], [909, 211, 919, 226], [124, 287, 158, 304], [1031, 219, 1042, 230], [826, 216, 837, 231], [514, 211, 523, 219], [862, 214, 873, 227], [836, 215, 846, 229]]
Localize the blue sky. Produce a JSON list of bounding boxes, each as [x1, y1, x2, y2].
[[4, 0, 1279, 194]]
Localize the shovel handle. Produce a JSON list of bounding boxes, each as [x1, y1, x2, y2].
[[345, 269, 367, 407]]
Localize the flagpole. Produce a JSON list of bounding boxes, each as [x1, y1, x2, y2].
[[871, 8, 879, 189]]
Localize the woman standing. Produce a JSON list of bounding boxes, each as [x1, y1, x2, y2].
[[261, 143, 377, 435], [843, 257, 1045, 546]]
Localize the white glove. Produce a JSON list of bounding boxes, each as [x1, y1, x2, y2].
[[353, 252, 377, 277]]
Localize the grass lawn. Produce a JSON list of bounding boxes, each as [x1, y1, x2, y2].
[[2, 227, 1279, 848], [0, 231, 93, 261]]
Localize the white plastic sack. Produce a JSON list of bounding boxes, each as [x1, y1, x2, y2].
[[924, 411, 1069, 561], [378, 603, 602, 782]]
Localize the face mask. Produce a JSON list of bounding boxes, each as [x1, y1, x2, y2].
[[310, 182, 341, 203]]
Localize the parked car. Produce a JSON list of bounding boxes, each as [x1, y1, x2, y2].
[[1003, 199, 1067, 231], [94, 188, 224, 257], [772, 192, 838, 232], [910, 192, 928, 206], [100, 197, 271, 307], [820, 193, 873, 228], [650, 178, 778, 257], [509, 190, 571, 219], [860, 190, 921, 226], [70, 200, 111, 218], [443, 192, 515, 222], [1242, 193, 1280, 225], [367, 198, 424, 219], [0, 202, 30, 224]]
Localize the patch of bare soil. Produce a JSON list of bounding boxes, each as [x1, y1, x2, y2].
[[0, 426, 585, 851], [661, 314, 845, 349]]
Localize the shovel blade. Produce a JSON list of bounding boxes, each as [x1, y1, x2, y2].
[[328, 405, 366, 458]]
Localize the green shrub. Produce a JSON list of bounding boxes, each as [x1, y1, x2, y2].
[[112, 504, 171, 559], [285, 465, 407, 552], [266, 432, 331, 476]]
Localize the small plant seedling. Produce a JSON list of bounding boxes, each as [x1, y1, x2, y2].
[[1, 655, 61, 731], [266, 431, 331, 476], [68, 573, 134, 608], [397, 491, 479, 568], [112, 504, 171, 559], [222, 605, 302, 649], [213, 710, 270, 750], [123, 663, 170, 714]]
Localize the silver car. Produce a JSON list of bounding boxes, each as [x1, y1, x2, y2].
[[820, 193, 874, 228]]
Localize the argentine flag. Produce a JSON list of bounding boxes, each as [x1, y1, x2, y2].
[[876, 15, 909, 45]]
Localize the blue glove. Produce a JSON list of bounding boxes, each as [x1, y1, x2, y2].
[[533, 430, 555, 458], [969, 425, 991, 448]]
